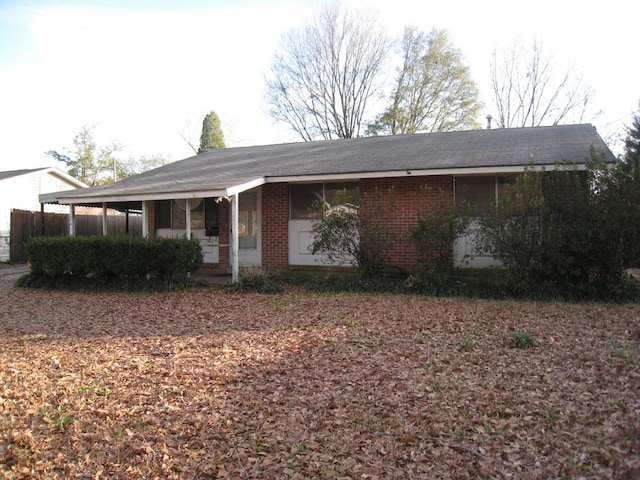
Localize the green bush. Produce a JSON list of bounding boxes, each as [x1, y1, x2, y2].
[[229, 266, 283, 293], [476, 155, 640, 292], [310, 187, 395, 278], [21, 235, 203, 291], [409, 186, 470, 272]]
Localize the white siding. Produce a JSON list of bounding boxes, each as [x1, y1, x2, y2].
[[0, 170, 81, 262], [453, 220, 503, 268], [156, 229, 220, 264]]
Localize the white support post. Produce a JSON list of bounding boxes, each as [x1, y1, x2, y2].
[[231, 193, 239, 283], [141, 201, 149, 238], [68, 204, 76, 236], [185, 199, 191, 239], [102, 203, 108, 236]]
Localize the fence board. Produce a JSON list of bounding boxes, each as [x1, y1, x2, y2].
[[10, 209, 142, 262]]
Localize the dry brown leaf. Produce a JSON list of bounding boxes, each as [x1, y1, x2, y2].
[[0, 287, 638, 478]]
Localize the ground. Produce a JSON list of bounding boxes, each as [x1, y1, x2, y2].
[[0, 275, 639, 479]]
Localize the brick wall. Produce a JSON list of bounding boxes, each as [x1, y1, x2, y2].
[[216, 200, 230, 273], [360, 175, 454, 271], [261, 183, 289, 272], [147, 201, 156, 238], [145, 176, 454, 275]]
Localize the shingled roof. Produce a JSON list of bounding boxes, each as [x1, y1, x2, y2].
[[48, 124, 615, 205], [0, 168, 48, 181]]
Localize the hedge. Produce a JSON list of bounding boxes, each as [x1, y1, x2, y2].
[[23, 236, 203, 289]]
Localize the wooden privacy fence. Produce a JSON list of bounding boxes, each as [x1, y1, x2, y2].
[[10, 209, 142, 263]]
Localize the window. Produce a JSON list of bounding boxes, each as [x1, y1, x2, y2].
[[156, 200, 172, 229], [455, 176, 516, 215], [455, 177, 495, 215], [204, 198, 219, 236], [171, 200, 187, 229], [290, 182, 359, 220], [239, 191, 257, 249], [290, 183, 323, 220], [156, 198, 218, 231], [324, 183, 359, 214]]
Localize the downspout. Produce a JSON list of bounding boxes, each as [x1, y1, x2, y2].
[[69, 204, 76, 236], [102, 203, 108, 235], [231, 193, 239, 283], [141, 201, 149, 238], [185, 199, 191, 239]]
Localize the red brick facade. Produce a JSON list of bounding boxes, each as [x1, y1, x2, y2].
[[261, 183, 289, 272], [257, 176, 454, 274], [147, 201, 156, 238], [147, 175, 454, 275], [360, 175, 454, 271], [214, 200, 230, 274]]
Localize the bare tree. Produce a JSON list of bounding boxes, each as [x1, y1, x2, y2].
[[178, 116, 199, 155], [369, 27, 483, 135], [265, 2, 388, 141], [490, 38, 594, 128]]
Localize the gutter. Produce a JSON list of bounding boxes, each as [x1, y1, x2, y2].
[[40, 162, 599, 207]]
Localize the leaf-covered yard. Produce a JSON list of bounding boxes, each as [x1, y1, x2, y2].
[[1, 283, 639, 479]]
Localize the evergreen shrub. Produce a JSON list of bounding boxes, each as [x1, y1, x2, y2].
[[21, 235, 203, 291]]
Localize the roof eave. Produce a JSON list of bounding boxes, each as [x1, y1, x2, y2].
[[43, 188, 229, 206], [44, 168, 89, 188], [43, 162, 598, 206], [265, 163, 593, 184]]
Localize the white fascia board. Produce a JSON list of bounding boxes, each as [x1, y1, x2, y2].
[[44, 168, 89, 188], [45, 189, 228, 205], [23, 166, 87, 189], [43, 162, 590, 205], [449, 164, 590, 176], [263, 167, 522, 184], [226, 177, 267, 196], [265, 164, 589, 184]]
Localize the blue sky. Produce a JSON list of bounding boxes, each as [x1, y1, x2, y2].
[[0, 0, 637, 172]]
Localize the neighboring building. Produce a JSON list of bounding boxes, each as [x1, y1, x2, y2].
[[41, 124, 615, 280], [0, 167, 87, 262]]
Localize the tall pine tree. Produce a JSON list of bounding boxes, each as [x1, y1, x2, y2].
[[198, 111, 226, 153]]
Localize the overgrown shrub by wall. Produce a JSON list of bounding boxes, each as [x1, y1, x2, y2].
[[21, 236, 203, 290]]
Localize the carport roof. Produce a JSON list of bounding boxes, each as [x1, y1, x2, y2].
[[46, 124, 615, 205]]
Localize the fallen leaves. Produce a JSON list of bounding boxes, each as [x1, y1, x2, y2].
[[0, 287, 639, 478]]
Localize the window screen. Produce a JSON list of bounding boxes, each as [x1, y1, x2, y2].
[[455, 177, 496, 215], [324, 183, 359, 213], [156, 200, 172, 229], [239, 191, 258, 249], [290, 183, 323, 220], [204, 198, 218, 233], [156, 198, 218, 230], [290, 183, 359, 219]]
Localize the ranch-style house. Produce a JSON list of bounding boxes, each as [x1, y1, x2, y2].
[[40, 124, 615, 281]]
